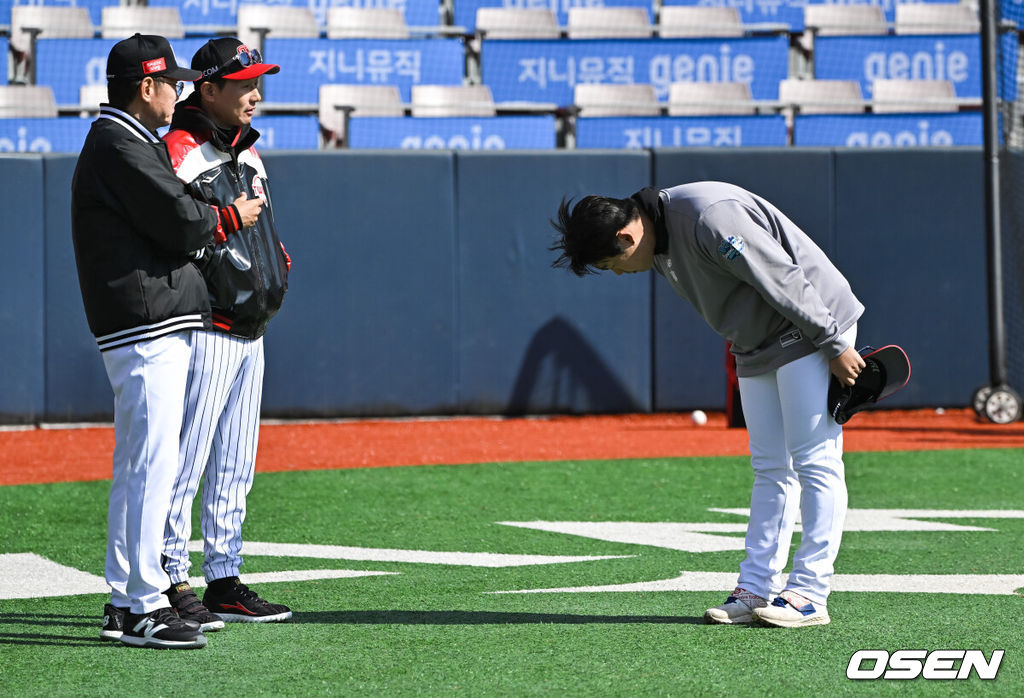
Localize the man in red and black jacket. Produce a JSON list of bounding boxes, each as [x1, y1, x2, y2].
[[161, 37, 293, 629]]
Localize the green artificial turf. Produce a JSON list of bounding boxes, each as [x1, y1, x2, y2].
[[0, 449, 1021, 695]]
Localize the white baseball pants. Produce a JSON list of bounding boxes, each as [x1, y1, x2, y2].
[[103, 332, 192, 614], [164, 330, 264, 584], [735, 326, 856, 606]]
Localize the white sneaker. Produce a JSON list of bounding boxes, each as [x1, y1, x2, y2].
[[704, 587, 767, 624], [753, 591, 831, 628]]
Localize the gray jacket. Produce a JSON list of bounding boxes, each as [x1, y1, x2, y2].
[[644, 182, 864, 377]]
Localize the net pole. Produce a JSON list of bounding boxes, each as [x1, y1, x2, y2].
[[981, 0, 1008, 387]]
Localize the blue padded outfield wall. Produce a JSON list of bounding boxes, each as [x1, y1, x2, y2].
[[1, 148, 989, 422]]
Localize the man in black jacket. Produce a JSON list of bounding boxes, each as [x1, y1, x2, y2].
[[71, 34, 262, 649], [161, 38, 292, 626]]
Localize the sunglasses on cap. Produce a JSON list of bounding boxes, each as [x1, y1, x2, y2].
[[209, 46, 264, 78]]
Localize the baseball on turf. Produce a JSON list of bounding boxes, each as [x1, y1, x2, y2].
[[691, 410, 708, 426]]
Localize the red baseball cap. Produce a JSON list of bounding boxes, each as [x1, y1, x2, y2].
[[191, 37, 280, 82]]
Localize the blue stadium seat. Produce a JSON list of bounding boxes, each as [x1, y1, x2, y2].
[[35, 38, 210, 105], [146, 0, 442, 35], [0, 0, 114, 27], [480, 36, 788, 106], [347, 115, 557, 149], [813, 33, 1018, 102], [264, 37, 465, 104], [454, 0, 654, 34], [575, 114, 786, 148], [0, 117, 91, 152], [793, 112, 983, 147]]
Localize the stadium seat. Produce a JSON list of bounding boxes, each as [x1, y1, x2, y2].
[[327, 8, 410, 39], [574, 84, 660, 117], [100, 7, 184, 40], [318, 84, 404, 145], [778, 79, 864, 114], [872, 79, 958, 112], [803, 5, 887, 36], [9, 6, 95, 84], [0, 85, 58, 118], [411, 85, 496, 117], [667, 81, 755, 116], [475, 8, 560, 39], [567, 8, 652, 39], [79, 84, 107, 111], [10, 6, 94, 54], [895, 4, 980, 35], [658, 7, 743, 39], [237, 6, 319, 54]]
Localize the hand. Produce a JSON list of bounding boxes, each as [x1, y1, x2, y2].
[[830, 346, 866, 387], [233, 193, 264, 228]]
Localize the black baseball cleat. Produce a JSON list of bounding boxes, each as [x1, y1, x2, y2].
[[99, 603, 127, 641], [120, 607, 207, 649], [165, 581, 225, 632], [203, 577, 293, 623]]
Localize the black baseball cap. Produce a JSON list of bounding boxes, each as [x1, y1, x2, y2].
[[106, 33, 201, 81], [192, 37, 281, 82], [828, 345, 911, 424]]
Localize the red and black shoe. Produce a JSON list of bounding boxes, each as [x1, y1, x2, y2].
[[202, 577, 292, 623]]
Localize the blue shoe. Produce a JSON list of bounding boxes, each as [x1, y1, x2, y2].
[[753, 591, 830, 627]]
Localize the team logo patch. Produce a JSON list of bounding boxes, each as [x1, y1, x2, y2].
[[719, 235, 745, 260], [252, 175, 266, 201], [142, 57, 166, 75]]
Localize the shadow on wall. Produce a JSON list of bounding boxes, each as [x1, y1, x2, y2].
[[507, 316, 640, 415]]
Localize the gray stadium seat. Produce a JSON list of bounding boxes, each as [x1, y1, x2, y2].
[[658, 7, 743, 39], [411, 85, 496, 117], [574, 84, 661, 117], [327, 8, 409, 39], [567, 8, 652, 39], [668, 81, 755, 116], [872, 79, 958, 113]]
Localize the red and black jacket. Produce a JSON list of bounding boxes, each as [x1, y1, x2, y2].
[[164, 96, 289, 340]]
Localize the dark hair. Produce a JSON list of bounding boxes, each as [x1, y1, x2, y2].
[[106, 78, 143, 110], [549, 195, 639, 276]]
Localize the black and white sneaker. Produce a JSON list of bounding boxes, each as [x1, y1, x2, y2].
[[203, 577, 293, 623], [165, 582, 225, 632], [99, 603, 127, 641], [120, 607, 207, 649]]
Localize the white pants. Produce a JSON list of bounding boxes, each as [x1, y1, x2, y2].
[[164, 330, 264, 584], [103, 332, 192, 613], [735, 326, 856, 606]]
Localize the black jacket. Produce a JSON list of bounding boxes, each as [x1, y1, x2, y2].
[[71, 106, 218, 352], [165, 96, 289, 340]]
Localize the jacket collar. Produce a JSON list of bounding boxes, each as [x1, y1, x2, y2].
[[631, 187, 669, 255], [97, 105, 161, 144], [169, 93, 260, 155]]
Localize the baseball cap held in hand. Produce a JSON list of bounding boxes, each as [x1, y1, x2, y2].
[[828, 345, 911, 425], [192, 38, 281, 82], [107, 33, 201, 81]]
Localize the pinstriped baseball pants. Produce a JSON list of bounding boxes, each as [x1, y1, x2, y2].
[[163, 329, 265, 584]]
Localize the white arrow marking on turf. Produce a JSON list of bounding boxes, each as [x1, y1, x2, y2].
[[186, 569, 397, 588], [0, 553, 395, 600], [497, 522, 747, 552], [0, 553, 108, 599], [489, 571, 1024, 596], [194, 540, 633, 568], [709, 508, 1024, 532], [499, 509, 1024, 552]]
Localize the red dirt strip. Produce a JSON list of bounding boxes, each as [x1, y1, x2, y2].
[[1, 409, 1022, 487]]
